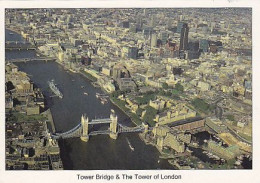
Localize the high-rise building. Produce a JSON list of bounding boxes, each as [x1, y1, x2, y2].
[[143, 27, 153, 38], [199, 39, 209, 52], [128, 47, 138, 59], [179, 23, 189, 51], [187, 41, 200, 60], [129, 24, 137, 33], [188, 42, 199, 52], [167, 18, 172, 29], [160, 31, 168, 45], [151, 33, 157, 47], [143, 9, 147, 16], [150, 14, 156, 27], [136, 16, 143, 30], [176, 22, 184, 33], [179, 15, 184, 21], [122, 21, 130, 28], [112, 64, 131, 81]]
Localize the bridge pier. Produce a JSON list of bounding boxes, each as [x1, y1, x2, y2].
[[80, 135, 89, 142], [109, 110, 118, 140], [143, 123, 149, 133], [80, 114, 89, 142]]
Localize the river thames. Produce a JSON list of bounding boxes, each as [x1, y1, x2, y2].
[[5, 29, 174, 170]]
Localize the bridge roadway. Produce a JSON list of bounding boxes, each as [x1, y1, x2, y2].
[[89, 130, 111, 136], [52, 123, 82, 139], [117, 123, 148, 133], [55, 123, 82, 136], [88, 118, 112, 125], [6, 57, 56, 63], [6, 41, 36, 50]]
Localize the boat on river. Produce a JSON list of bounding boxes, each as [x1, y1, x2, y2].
[[48, 79, 63, 99], [100, 97, 108, 104], [126, 137, 134, 151]]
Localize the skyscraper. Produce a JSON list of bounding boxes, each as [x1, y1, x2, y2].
[[150, 14, 156, 27], [160, 31, 168, 45], [179, 23, 189, 51], [176, 22, 184, 33], [199, 39, 209, 52], [151, 33, 157, 47], [128, 46, 138, 59], [122, 21, 130, 28]]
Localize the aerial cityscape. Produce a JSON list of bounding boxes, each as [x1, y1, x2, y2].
[[5, 8, 252, 170]]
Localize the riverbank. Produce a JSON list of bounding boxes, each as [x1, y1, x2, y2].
[[6, 27, 22, 35], [43, 109, 56, 133], [138, 133, 180, 169], [109, 97, 140, 126], [79, 69, 97, 82]]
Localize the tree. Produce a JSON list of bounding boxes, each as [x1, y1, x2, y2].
[[191, 98, 211, 114], [162, 82, 169, 89], [13, 98, 21, 107], [111, 90, 124, 98], [6, 81, 15, 91], [175, 83, 184, 92], [158, 89, 166, 96], [172, 89, 180, 95], [226, 115, 235, 121], [226, 158, 236, 167], [142, 106, 157, 126], [135, 94, 155, 105], [136, 108, 144, 117]]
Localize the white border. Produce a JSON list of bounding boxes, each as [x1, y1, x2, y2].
[[0, 1, 259, 183]]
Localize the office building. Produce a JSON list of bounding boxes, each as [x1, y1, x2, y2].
[[176, 22, 184, 33], [179, 23, 189, 51], [151, 33, 157, 47], [199, 39, 209, 52], [128, 46, 138, 59], [160, 31, 168, 45]]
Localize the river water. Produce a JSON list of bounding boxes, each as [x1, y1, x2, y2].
[[5, 29, 174, 170]]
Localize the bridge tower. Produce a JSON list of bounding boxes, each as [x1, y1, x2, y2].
[[80, 114, 89, 142], [109, 110, 118, 140]]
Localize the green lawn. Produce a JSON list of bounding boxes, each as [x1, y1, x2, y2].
[[238, 132, 252, 142], [80, 70, 97, 82], [8, 112, 47, 122], [191, 98, 214, 114]]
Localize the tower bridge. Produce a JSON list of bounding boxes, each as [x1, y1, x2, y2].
[[51, 110, 151, 142]]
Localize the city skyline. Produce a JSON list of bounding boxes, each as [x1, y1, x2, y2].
[[2, 8, 255, 183]]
